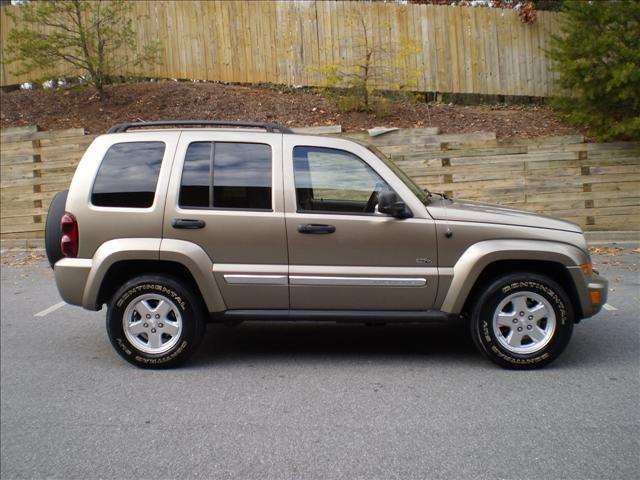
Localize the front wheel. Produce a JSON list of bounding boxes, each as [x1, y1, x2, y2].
[[106, 275, 206, 368], [470, 273, 574, 369]]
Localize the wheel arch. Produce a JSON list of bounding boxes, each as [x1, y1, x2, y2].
[[82, 238, 225, 313], [97, 260, 203, 310], [440, 240, 588, 317], [460, 259, 583, 320]]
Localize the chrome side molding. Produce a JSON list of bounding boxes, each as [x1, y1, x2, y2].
[[289, 276, 426, 287], [223, 274, 288, 285]]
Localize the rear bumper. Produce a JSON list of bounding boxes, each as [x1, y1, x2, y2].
[[54, 258, 93, 307]]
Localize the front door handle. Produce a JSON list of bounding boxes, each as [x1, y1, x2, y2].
[[172, 218, 206, 229], [298, 224, 336, 234]]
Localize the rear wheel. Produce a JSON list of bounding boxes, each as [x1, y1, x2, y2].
[[470, 273, 574, 369], [106, 275, 206, 368]]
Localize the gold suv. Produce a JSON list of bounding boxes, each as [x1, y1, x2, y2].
[[45, 121, 608, 369]]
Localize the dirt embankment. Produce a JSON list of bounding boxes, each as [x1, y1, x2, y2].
[[0, 81, 583, 138]]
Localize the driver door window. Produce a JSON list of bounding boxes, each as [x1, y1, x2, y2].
[[293, 146, 391, 215]]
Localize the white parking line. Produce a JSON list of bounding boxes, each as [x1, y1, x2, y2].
[[34, 301, 67, 317], [602, 303, 618, 311]]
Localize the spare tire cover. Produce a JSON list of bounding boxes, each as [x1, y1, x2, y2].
[[45, 190, 68, 268]]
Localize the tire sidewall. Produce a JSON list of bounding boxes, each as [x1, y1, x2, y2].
[[107, 276, 204, 368], [471, 274, 574, 369]]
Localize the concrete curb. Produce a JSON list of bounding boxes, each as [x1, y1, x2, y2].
[[1, 239, 45, 252], [585, 231, 640, 244]]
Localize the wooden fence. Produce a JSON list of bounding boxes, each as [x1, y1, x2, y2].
[[1, 1, 561, 97], [1, 126, 638, 241]]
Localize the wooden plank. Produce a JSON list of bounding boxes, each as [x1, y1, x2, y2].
[[292, 125, 343, 134], [500, 135, 586, 146], [0, 126, 40, 135], [1, 173, 74, 189], [1, 216, 39, 228], [0, 128, 86, 144], [0, 223, 46, 235], [0, 207, 49, 219]]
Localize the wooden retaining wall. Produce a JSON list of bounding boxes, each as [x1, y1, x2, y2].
[[346, 130, 640, 231], [1, 126, 638, 240], [0, 127, 96, 239], [1, 1, 561, 97]]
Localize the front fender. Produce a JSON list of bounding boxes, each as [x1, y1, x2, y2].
[[439, 240, 589, 314]]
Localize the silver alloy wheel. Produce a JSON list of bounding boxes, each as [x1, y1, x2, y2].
[[492, 291, 556, 355], [123, 293, 183, 355]]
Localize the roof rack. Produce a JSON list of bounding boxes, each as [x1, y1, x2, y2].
[[107, 120, 294, 134]]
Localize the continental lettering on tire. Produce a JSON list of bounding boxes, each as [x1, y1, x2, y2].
[[115, 337, 132, 356], [134, 340, 188, 365], [501, 281, 567, 325], [116, 284, 186, 310], [490, 345, 550, 364]]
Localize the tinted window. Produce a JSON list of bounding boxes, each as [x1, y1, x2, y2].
[[293, 146, 391, 214], [179, 142, 272, 210], [92, 142, 165, 208], [179, 142, 212, 208]]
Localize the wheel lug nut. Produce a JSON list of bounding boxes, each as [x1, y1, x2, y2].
[[528, 315, 533, 320], [143, 322, 149, 328], [517, 326, 523, 332], [512, 319, 518, 324], [158, 323, 164, 328], [146, 314, 151, 319], [155, 314, 160, 319], [151, 328, 156, 333], [519, 311, 525, 316], [527, 325, 533, 330]]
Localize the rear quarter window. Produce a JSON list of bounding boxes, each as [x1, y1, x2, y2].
[[91, 142, 165, 208]]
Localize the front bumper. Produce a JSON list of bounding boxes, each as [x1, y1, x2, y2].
[[586, 271, 608, 316], [568, 266, 608, 319]]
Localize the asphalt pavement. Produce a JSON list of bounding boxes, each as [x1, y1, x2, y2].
[[1, 245, 638, 480]]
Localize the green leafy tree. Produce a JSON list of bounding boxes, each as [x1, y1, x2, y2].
[[546, 0, 640, 140], [5, 0, 160, 98]]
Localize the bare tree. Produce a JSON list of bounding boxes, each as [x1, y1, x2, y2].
[[5, 0, 160, 98], [318, 9, 420, 113]]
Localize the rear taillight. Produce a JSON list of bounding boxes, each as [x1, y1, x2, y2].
[[60, 213, 78, 258]]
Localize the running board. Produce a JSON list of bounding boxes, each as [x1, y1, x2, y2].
[[211, 309, 456, 323]]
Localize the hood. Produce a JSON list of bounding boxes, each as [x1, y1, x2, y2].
[[426, 198, 583, 233]]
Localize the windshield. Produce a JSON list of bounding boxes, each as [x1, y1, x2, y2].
[[364, 144, 431, 205]]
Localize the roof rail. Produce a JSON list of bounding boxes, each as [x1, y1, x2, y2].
[[107, 120, 294, 134]]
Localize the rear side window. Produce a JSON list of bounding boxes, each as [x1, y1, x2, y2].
[[180, 142, 272, 210], [91, 142, 165, 208]]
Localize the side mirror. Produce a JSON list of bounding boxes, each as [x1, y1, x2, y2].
[[378, 191, 413, 219]]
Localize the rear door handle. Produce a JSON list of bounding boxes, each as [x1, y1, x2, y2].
[[298, 224, 336, 234], [172, 218, 206, 229]]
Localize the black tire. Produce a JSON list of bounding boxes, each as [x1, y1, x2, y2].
[[106, 275, 206, 369], [470, 273, 574, 369], [44, 190, 68, 268]]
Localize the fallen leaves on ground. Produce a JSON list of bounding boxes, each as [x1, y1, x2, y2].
[[0, 81, 586, 138], [0, 251, 45, 267], [589, 246, 625, 256]]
